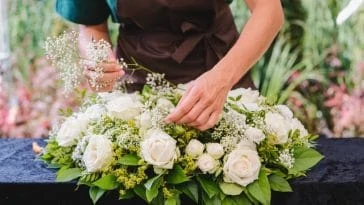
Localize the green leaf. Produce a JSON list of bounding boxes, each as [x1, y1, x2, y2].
[[292, 147, 323, 172], [196, 175, 220, 199], [236, 95, 242, 101], [89, 186, 105, 205], [222, 195, 252, 205], [219, 182, 244, 196], [119, 190, 135, 200], [222, 197, 236, 205], [151, 191, 165, 205], [179, 181, 199, 204], [93, 175, 119, 190], [134, 184, 147, 202], [118, 154, 141, 166], [145, 175, 163, 202], [165, 197, 177, 205], [56, 167, 82, 182], [166, 165, 190, 184], [244, 189, 260, 204], [202, 191, 221, 205], [231, 194, 252, 205], [269, 174, 292, 192], [247, 171, 271, 205]]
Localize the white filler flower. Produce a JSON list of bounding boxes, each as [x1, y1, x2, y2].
[[56, 116, 88, 147], [185, 139, 205, 158], [106, 94, 143, 120], [83, 135, 113, 173], [197, 153, 220, 174], [141, 130, 179, 170], [223, 148, 261, 187]]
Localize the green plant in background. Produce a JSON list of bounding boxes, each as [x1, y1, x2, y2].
[[8, 0, 69, 84]]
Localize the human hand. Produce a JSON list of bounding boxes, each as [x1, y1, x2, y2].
[[83, 52, 125, 92], [165, 70, 232, 131]]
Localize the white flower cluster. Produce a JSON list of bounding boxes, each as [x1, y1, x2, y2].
[[278, 149, 295, 169], [44, 31, 82, 94], [50, 82, 313, 194], [45, 31, 124, 93], [185, 140, 224, 174], [42, 33, 322, 205], [146, 73, 173, 95], [80, 39, 111, 90]]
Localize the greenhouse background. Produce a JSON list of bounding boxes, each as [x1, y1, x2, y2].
[[0, 0, 363, 138]]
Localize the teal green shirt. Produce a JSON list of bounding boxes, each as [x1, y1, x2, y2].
[[56, 0, 118, 25], [56, 0, 233, 25]]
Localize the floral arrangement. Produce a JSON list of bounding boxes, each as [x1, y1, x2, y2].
[[40, 32, 323, 205]]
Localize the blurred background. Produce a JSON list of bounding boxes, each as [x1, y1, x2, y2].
[[0, 0, 363, 138]]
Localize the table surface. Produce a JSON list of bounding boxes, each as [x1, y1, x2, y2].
[[0, 137, 364, 205]]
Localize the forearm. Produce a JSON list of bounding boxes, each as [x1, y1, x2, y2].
[[78, 22, 112, 57], [213, 0, 284, 87]]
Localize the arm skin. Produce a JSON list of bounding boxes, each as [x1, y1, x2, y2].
[[79, 22, 124, 92], [165, 0, 284, 131]]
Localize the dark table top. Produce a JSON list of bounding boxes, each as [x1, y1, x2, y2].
[[1, 137, 364, 205]]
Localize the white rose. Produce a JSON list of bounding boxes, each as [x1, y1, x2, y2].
[[56, 117, 88, 147], [185, 139, 205, 158], [156, 98, 175, 111], [206, 143, 224, 159], [197, 153, 220, 174], [141, 130, 179, 169], [291, 118, 308, 136], [223, 148, 261, 187], [245, 127, 265, 144], [264, 112, 290, 144], [236, 139, 257, 151], [106, 94, 143, 120], [276, 105, 293, 119], [83, 135, 113, 173], [228, 88, 260, 104], [81, 104, 106, 121]]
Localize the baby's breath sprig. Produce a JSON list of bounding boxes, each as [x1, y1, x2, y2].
[[45, 31, 175, 94], [44, 31, 82, 94], [80, 38, 111, 90]]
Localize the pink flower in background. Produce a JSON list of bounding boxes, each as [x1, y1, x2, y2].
[[324, 63, 364, 138], [0, 59, 82, 138]]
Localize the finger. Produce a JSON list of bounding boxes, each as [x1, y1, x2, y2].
[[187, 106, 213, 128], [87, 62, 123, 73], [178, 98, 207, 124], [89, 83, 114, 92], [175, 82, 194, 107], [197, 111, 220, 131], [165, 86, 201, 123], [84, 70, 124, 82], [108, 50, 117, 61]]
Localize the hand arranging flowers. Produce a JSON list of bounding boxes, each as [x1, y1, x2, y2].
[[41, 32, 323, 205]]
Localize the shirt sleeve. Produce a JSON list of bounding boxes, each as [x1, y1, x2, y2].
[[56, 0, 111, 25]]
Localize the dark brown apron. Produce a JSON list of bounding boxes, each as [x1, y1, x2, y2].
[[115, 0, 254, 91]]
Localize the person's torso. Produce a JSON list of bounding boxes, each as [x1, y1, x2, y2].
[[113, 0, 253, 90]]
